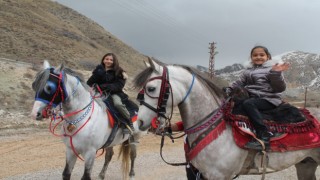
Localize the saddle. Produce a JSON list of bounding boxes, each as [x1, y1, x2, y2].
[[103, 96, 138, 128], [225, 101, 320, 152], [101, 97, 138, 148]]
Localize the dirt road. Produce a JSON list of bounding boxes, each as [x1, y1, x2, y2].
[[1, 124, 319, 180]]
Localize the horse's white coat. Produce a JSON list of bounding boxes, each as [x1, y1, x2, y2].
[[31, 61, 144, 179], [137, 59, 320, 180]]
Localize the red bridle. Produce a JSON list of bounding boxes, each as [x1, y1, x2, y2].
[[137, 66, 173, 127]]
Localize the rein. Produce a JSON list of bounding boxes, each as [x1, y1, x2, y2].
[[159, 133, 188, 166], [137, 65, 174, 125], [140, 67, 198, 166], [184, 98, 230, 134], [38, 72, 102, 161]]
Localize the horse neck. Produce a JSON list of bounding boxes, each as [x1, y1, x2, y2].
[[61, 75, 92, 117], [177, 77, 221, 130]]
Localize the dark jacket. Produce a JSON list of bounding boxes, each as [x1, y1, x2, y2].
[[231, 60, 286, 106], [87, 64, 128, 99]]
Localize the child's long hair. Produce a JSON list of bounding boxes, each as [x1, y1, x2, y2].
[[100, 53, 125, 77]]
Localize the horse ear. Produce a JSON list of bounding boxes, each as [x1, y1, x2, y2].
[[144, 57, 162, 73], [43, 60, 50, 69], [143, 57, 151, 68], [150, 57, 162, 73], [54, 63, 65, 74]]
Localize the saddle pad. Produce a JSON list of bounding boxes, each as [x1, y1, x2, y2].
[[232, 111, 320, 152], [106, 110, 137, 128]]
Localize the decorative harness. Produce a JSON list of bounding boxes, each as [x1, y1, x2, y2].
[[137, 66, 173, 123], [137, 65, 201, 166], [35, 69, 96, 161]]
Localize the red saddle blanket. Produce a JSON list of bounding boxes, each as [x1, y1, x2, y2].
[[106, 110, 137, 128], [230, 108, 320, 152]]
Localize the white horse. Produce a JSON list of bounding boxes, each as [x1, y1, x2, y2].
[[133, 57, 320, 180], [30, 61, 144, 180]]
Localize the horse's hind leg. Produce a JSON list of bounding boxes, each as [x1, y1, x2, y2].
[[295, 157, 318, 180], [98, 147, 114, 180], [129, 144, 137, 177], [62, 149, 77, 180]]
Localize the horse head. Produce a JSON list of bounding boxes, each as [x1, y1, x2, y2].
[[30, 60, 68, 120], [134, 57, 224, 132], [133, 58, 168, 131]]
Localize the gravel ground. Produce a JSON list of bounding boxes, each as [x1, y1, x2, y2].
[[1, 126, 319, 180], [1, 108, 320, 180]]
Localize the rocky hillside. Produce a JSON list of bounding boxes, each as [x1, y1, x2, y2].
[[0, 0, 146, 75], [0, 0, 150, 119], [216, 51, 320, 106]]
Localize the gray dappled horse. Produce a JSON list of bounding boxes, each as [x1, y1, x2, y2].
[[134, 57, 320, 180], [31, 61, 144, 180]]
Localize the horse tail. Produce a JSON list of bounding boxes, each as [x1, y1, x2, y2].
[[118, 140, 130, 179]]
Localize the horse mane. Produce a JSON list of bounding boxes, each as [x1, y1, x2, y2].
[[63, 68, 106, 109], [132, 63, 223, 99], [32, 67, 86, 92], [178, 65, 224, 98], [32, 66, 106, 109], [32, 69, 50, 92]]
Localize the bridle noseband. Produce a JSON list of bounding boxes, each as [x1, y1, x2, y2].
[[137, 66, 173, 122]]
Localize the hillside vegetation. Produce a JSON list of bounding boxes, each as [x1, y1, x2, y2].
[[0, 0, 146, 74]]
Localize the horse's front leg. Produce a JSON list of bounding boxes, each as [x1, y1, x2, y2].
[[81, 149, 96, 180], [98, 147, 114, 180], [62, 148, 77, 180], [129, 144, 137, 177]]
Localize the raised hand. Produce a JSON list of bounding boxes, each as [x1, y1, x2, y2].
[[272, 62, 290, 72]]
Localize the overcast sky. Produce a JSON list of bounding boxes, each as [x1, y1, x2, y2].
[[55, 0, 320, 69]]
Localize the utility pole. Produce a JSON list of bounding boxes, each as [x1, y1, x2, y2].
[[304, 87, 308, 108], [208, 42, 218, 79]]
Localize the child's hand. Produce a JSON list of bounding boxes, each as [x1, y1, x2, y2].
[[272, 62, 290, 72]]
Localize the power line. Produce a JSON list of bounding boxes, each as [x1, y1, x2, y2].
[[109, 0, 208, 46]]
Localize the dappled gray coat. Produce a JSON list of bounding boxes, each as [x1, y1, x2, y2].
[[231, 60, 286, 106]]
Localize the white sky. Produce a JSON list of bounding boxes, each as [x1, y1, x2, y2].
[[54, 0, 320, 69]]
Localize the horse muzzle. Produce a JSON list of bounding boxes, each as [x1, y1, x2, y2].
[[138, 119, 150, 131], [31, 101, 48, 121]]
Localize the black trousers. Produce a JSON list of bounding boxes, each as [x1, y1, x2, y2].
[[242, 98, 276, 134]]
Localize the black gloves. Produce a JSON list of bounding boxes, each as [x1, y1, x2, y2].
[[222, 87, 233, 97]]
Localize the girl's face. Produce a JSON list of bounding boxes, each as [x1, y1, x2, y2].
[[251, 48, 269, 65], [103, 55, 114, 69]]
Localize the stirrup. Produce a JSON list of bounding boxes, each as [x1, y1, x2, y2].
[[122, 124, 134, 135]]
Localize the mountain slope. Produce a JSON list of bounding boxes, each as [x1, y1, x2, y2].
[[0, 0, 146, 75]]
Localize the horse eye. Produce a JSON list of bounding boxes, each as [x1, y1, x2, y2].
[[44, 81, 57, 95], [147, 87, 156, 92]]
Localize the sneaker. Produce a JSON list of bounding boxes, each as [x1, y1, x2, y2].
[[244, 140, 268, 150], [259, 131, 274, 141], [245, 131, 273, 150]]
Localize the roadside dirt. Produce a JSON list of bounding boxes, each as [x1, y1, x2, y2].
[[0, 60, 319, 180], [1, 118, 320, 180]]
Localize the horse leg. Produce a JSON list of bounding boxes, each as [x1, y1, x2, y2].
[[295, 157, 318, 180], [129, 144, 137, 177], [98, 147, 114, 180], [81, 150, 96, 180], [62, 149, 77, 180]]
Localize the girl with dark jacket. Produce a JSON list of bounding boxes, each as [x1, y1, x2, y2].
[[229, 46, 290, 150], [87, 53, 134, 134]]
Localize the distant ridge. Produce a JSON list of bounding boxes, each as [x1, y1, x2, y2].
[[214, 51, 320, 106]]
